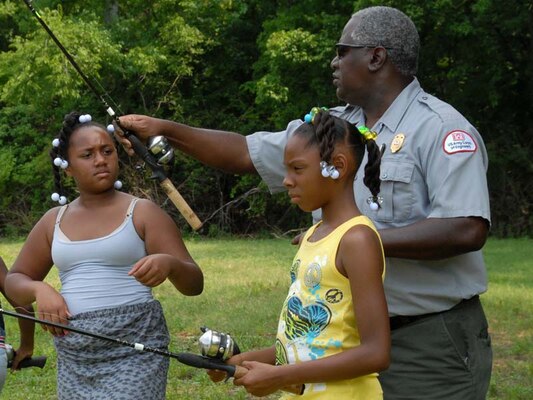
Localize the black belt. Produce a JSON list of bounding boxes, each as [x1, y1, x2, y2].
[[389, 295, 479, 331]]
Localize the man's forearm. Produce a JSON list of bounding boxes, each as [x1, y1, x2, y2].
[[379, 217, 489, 260], [159, 120, 258, 175]]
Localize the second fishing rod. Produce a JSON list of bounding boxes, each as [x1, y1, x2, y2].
[[21, 0, 202, 230]]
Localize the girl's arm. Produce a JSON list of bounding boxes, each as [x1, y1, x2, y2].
[[0, 258, 35, 368], [130, 199, 203, 295], [5, 209, 71, 336], [234, 225, 390, 396]]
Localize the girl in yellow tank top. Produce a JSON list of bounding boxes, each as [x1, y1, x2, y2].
[[227, 109, 390, 399]]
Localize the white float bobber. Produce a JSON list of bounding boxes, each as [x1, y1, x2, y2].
[[51, 192, 60, 202], [114, 180, 123, 190]]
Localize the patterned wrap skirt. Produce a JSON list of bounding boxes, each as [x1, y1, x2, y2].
[[54, 300, 170, 400]]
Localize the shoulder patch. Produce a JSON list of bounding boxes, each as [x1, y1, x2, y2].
[[443, 130, 477, 154]]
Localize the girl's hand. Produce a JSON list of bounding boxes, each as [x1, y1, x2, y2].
[[207, 354, 243, 383], [10, 344, 33, 371], [207, 368, 229, 383], [34, 283, 71, 336], [128, 254, 173, 287], [233, 361, 284, 397]]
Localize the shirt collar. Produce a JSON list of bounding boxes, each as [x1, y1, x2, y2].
[[348, 77, 423, 134], [377, 77, 422, 134]]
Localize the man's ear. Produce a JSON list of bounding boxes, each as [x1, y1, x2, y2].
[[368, 47, 388, 71]]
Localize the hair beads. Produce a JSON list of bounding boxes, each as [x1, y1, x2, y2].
[[299, 108, 383, 209], [49, 112, 110, 205]]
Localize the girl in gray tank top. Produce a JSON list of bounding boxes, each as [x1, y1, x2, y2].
[[5, 112, 204, 399]]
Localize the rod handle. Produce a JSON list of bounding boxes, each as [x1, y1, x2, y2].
[[160, 178, 203, 231], [12, 356, 47, 369]]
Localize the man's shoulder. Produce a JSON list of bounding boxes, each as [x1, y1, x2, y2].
[[329, 104, 362, 123], [415, 91, 469, 125]]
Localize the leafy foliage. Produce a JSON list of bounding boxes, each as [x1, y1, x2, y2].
[[0, 0, 531, 236]]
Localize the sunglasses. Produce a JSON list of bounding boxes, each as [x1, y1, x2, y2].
[[335, 43, 394, 58]]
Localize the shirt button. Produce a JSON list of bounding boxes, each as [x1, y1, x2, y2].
[[382, 173, 388, 179], [422, 96, 428, 100]]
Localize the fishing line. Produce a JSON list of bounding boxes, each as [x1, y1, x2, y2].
[[21, 0, 202, 230]]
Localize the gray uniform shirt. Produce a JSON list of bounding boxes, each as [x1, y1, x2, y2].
[[246, 78, 491, 316]]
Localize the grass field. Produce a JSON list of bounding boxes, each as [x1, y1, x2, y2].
[[0, 237, 532, 399]]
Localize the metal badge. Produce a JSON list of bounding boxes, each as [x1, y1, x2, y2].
[[390, 133, 405, 153]]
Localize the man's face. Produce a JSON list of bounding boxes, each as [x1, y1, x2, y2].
[[331, 17, 372, 105]]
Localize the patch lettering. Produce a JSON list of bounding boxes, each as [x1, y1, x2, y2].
[[443, 130, 477, 154]]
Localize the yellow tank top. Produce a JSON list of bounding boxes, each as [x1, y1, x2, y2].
[[276, 215, 385, 399]]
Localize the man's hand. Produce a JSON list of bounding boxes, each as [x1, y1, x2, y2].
[[114, 114, 162, 156], [291, 232, 304, 246]]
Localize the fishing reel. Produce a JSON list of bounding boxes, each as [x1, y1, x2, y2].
[[198, 326, 241, 361], [147, 135, 174, 165]]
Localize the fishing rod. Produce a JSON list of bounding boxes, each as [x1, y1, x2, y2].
[[0, 308, 240, 377], [1, 308, 304, 395], [21, 0, 202, 231]]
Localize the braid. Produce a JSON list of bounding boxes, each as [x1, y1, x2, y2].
[[363, 139, 382, 198], [49, 111, 95, 203], [314, 111, 337, 163], [294, 109, 382, 204]]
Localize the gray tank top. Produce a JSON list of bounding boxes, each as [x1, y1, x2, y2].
[[52, 199, 153, 315]]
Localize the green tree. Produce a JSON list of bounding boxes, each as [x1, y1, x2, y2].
[[1, 0, 531, 236]]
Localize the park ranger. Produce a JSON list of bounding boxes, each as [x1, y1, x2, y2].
[[118, 5, 492, 400]]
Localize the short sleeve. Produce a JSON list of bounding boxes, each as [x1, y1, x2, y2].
[[246, 119, 304, 193], [425, 119, 491, 223]]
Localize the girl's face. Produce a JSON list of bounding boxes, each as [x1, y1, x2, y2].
[[283, 134, 329, 212], [65, 125, 119, 194]]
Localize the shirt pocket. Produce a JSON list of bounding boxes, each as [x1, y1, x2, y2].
[[374, 160, 415, 222]]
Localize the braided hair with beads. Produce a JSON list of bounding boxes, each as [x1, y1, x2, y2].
[[49, 111, 108, 205], [296, 109, 382, 208]]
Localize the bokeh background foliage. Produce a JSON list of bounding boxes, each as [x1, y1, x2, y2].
[[0, 0, 532, 237]]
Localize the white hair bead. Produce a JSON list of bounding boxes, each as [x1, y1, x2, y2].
[[114, 180, 123, 190], [53, 157, 63, 167], [52, 138, 60, 148], [369, 202, 379, 211], [330, 168, 340, 180], [107, 124, 115, 133], [60, 160, 69, 169], [58, 196, 67, 205], [51, 192, 60, 202], [79, 114, 92, 123], [134, 343, 144, 351]]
